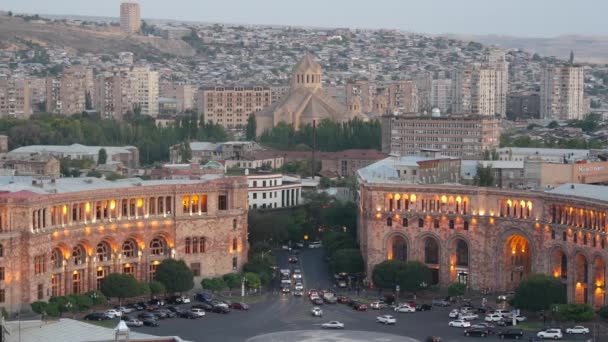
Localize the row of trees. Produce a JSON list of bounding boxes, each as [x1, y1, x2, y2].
[[257, 118, 381, 151], [0, 112, 229, 165], [201, 272, 262, 292]]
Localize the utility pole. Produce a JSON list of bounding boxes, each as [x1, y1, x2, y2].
[[311, 120, 316, 178]]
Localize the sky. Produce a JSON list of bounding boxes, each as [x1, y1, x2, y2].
[[2, 0, 607, 37]]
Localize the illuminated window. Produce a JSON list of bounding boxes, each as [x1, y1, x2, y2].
[[200, 237, 206, 253], [96, 242, 111, 261], [185, 238, 191, 254], [232, 238, 238, 252], [122, 240, 136, 258], [51, 249, 63, 268], [72, 246, 85, 265], [192, 237, 199, 254], [150, 238, 165, 256]]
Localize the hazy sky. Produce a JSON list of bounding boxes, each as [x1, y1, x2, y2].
[[2, 0, 607, 37]]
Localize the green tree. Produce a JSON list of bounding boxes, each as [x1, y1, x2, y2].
[[330, 249, 364, 274], [599, 305, 608, 320], [511, 274, 566, 311], [85, 91, 92, 110], [473, 164, 495, 187], [554, 303, 594, 322], [201, 277, 226, 292], [396, 261, 432, 292], [149, 281, 166, 296], [97, 148, 107, 165], [448, 283, 467, 297], [246, 114, 257, 140], [222, 273, 242, 291], [372, 260, 405, 290], [155, 259, 194, 293], [85, 290, 107, 306], [180, 141, 192, 163], [100, 273, 141, 304], [244, 272, 261, 289], [31, 301, 48, 314]]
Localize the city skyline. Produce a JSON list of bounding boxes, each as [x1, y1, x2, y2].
[[2, 0, 607, 38]]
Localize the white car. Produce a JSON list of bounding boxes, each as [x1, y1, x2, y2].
[[294, 283, 304, 291], [449, 309, 461, 318], [485, 313, 503, 322], [311, 307, 323, 317], [321, 321, 344, 329], [460, 313, 479, 321], [394, 305, 415, 313], [124, 318, 143, 327], [376, 315, 396, 325], [537, 329, 563, 339], [309, 241, 322, 248], [449, 319, 471, 328], [180, 296, 191, 304], [566, 326, 589, 334], [494, 309, 510, 317], [115, 306, 133, 314], [190, 308, 206, 317], [104, 309, 122, 318]]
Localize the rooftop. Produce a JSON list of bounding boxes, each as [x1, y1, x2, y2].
[[9, 144, 136, 156], [546, 183, 608, 203], [358, 155, 458, 184]]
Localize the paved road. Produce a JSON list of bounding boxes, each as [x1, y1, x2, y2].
[[126, 248, 594, 342]]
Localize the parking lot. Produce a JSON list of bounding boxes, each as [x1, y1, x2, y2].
[[116, 248, 596, 342]]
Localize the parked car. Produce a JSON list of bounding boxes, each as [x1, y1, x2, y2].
[[432, 298, 450, 307], [212, 306, 230, 314], [537, 329, 563, 339], [179, 311, 199, 319], [321, 321, 344, 329], [416, 304, 432, 311], [210, 301, 229, 309], [142, 318, 160, 327], [497, 329, 524, 339], [84, 312, 110, 321], [376, 315, 396, 325], [192, 302, 214, 311], [485, 313, 503, 322], [566, 326, 589, 334], [311, 307, 323, 317], [137, 312, 156, 320], [461, 313, 479, 321], [124, 318, 143, 327], [449, 309, 461, 318], [167, 306, 186, 315], [309, 241, 322, 248], [133, 302, 146, 311], [449, 320, 471, 328], [394, 304, 415, 313], [337, 296, 350, 304], [497, 292, 515, 302], [370, 301, 388, 310], [230, 302, 250, 310], [195, 293, 213, 302], [147, 299, 165, 307], [115, 306, 134, 314], [353, 303, 367, 311], [497, 319, 514, 327], [150, 309, 168, 319], [464, 328, 490, 337], [104, 309, 123, 318], [337, 279, 347, 288], [190, 308, 206, 317], [471, 323, 496, 334]]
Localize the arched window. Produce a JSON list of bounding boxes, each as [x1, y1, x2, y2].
[[200, 237, 206, 253], [387, 217, 392, 227], [96, 242, 111, 261], [185, 237, 191, 254], [232, 238, 238, 252], [402, 218, 408, 227], [150, 238, 165, 255], [72, 245, 85, 265], [122, 240, 136, 258], [51, 248, 63, 268], [455, 240, 469, 267], [418, 218, 424, 228], [192, 237, 199, 253], [424, 238, 439, 264]]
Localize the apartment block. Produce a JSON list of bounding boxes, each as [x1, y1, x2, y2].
[[130, 66, 159, 117], [120, 1, 141, 34], [507, 91, 540, 120], [381, 114, 500, 159], [345, 80, 418, 115], [0, 78, 32, 119], [540, 66, 585, 120], [46, 66, 94, 115], [201, 85, 272, 128], [431, 79, 453, 113], [453, 64, 508, 117], [160, 83, 197, 112]]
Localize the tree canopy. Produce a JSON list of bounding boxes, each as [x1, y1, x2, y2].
[[100, 273, 141, 303], [372, 260, 432, 292], [154, 259, 194, 293], [246, 114, 257, 140], [330, 248, 364, 274], [511, 274, 566, 311]]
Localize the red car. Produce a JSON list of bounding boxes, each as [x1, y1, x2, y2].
[[406, 300, 417, 308], [353, 303, 367, 311], [337, 296, 350, 304], [230, 302, 249, 310]]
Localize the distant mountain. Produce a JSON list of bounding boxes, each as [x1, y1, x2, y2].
[[444, 34, 608, 64]]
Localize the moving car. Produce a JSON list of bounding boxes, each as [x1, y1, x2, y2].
[[376, 315, 396, 325], [312, 297, 324, 305], [288, 255, 299, 263], [281, 286, 291, 294], [370, 301, 388, 310], [321, 321, 344, 329], [311, 307, 323, 317], [464, 328, 490, 337], [124, 318, 143, 327], [394, 304, 415, 313], [337, 296, 350, 304], [293, 290, 304, 297], [416, 304, 432, 311], [294, 282, 304, 291], [537, 328, 563, 339], [230, 302, 250, 310], [497, 329, 524, 339], [292, 269, 302, 279], [565, 326, 589, 334], [449, 320, 471, 328], [432, 298, 450, 307], [353, 302, 367, 311], [84, 312, 110, 321]]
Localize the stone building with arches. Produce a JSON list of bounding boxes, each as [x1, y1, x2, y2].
[[0, 176, 248, 314], [358, 162, 608, 309]]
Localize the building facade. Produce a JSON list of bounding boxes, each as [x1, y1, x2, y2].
[[358, 180, 608, 309], [46, 67, 94, 116], [247, 174, 302, 210], [0, 78, 32, 119], [120, 1, 141, 34], [507, 91, 540, 120], [541, 66, 585, 120], [130, 67, 159, 117], [0, 176, 249, 314], [201, 86, 272, 129], [9, 144, 139, 169], [381, 114, 500, 159], [160, 83, 197, 113], [453, 64, 508, 117], [430, 79, 452, 114], [0, 154, 60, 178]]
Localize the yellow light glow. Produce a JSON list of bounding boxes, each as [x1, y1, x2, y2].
[[73, 270, 79, 275], [511, 250, 516, 255], [62, 205, 67, 215], [52, 231, 59, 239], [410, 194, 416, 202], [553, 271, 560, 278], [137, 198, 143, 208], [441, 195, 447, 204], [479, 210, 485, 216], [376, 206, 381, 212], [110, 200, 116, 210], [152, 260, 160, 265], [97, 266, 103, 271], [456, 196, 461, 203], [85, 202, 90, 213], [376, 213, 382, 219], [394, 194, 401, 201], [489, 218, 495, 224]]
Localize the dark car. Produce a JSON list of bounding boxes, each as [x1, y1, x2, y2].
[[212, 306, 231, 314], [416, 304, 432, 311], [133, 302, 146, 310], [167, 306, 185, 314], [288, 255, 299, 263], [464, 328, 490, 337], [195, 292, 213, 302], [142, 318, 160, 327], [353, 303, 367, 311], [148, 298, 164, 306], [84, 312, 110, 321], [137, 312, 157, 320], [347, 299, 358, 307], [312, 297, 324, 305], [383, 294, 396, 305], [497, 329, 524, 339], [127, 303, 144, 311], [477, 306, 492, 314], [230, 302, 250, 310], [192, 302, 214, 311], [337, 296, 350, 304], [166, 296, 185, 305], [150, 309, 168, 319], [497, 319, 515, 327], [179, 311, 199, 319]]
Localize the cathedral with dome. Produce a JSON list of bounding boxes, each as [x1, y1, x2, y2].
[[255, 52, 366, 135]]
